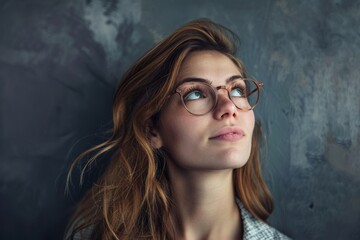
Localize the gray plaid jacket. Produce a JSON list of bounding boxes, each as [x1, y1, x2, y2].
[[70, 200, 292, 239], [236, 198, 292, 240]]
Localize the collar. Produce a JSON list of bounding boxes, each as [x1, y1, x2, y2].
[[236, 198, 291, 240]]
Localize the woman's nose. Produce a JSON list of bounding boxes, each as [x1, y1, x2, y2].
[[213, 89, 238, 119]]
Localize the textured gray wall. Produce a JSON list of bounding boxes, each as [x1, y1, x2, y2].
[[0, 0, 359, 239]]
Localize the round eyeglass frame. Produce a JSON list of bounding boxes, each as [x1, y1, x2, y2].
[[171, 78, 264, 116]]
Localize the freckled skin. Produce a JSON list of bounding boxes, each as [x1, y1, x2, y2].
[[153, 50, 255, 172]]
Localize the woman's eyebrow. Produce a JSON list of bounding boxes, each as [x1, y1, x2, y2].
[[226, 75, 243, 83], [177, 75, 243, 87], [177, 77, 212, 85]]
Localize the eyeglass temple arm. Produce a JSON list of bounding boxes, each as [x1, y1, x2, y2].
[[247, 82, 263, 97]]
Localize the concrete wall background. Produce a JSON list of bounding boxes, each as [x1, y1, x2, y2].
[[0, 0, 359, 239]]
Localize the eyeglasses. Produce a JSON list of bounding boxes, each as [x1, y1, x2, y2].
[[171, 79, 263, 116]]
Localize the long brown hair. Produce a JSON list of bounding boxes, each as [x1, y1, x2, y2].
[[65, 19, 273, 240]]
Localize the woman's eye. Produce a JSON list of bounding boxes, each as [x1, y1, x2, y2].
[[184, 90, 203, 100], [230, 88, 244, 97]]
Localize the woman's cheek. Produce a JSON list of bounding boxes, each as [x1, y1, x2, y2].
[[246, 111, 256, 132]]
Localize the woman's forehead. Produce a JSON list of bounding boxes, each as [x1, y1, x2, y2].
[[176, 50, 242, 84]]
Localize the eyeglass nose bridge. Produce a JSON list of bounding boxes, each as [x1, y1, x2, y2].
[[215, 85, 228, 91], [213, 84, 254, 112], [214, 85, 233, 101], [210, 85, 240, 112]]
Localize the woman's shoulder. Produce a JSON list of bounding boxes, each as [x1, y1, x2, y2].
[[236, 198, 292, 240]]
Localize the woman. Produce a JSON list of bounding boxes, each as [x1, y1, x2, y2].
[[66, 19, 291, 239]]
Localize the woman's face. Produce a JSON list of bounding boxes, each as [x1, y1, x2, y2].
[[151, 50, 255, 172]]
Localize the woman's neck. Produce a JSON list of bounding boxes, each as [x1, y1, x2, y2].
[[168, 168, 242, 240]]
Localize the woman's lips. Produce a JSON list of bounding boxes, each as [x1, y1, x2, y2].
[[209, 127, 245, 141]]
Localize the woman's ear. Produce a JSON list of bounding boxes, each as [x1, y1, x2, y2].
[[149, 125, 163, 149]]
